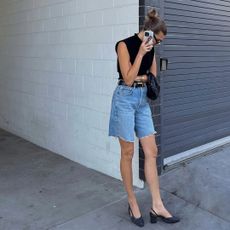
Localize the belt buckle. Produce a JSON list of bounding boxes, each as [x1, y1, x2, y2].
[[134, 81, 144, 87]]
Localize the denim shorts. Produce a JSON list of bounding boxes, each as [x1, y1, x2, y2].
[[108, 84, 157, 142]]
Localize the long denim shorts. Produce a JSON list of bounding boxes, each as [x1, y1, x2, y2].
[[108, 84, 157, 142]]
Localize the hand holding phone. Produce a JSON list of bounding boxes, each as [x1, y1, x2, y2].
[[144, 30, 154, 45], [138, 30, 154, 56]]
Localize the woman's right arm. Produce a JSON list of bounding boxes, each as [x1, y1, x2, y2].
[[117, 39, 153, 86]]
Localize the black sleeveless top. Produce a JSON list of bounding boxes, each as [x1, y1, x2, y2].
[[115, 33, 155, 80]]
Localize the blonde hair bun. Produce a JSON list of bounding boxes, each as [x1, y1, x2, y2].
[[147, 8, 158, 20]]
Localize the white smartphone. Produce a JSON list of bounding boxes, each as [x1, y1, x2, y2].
[[144, 30, 154, 45]]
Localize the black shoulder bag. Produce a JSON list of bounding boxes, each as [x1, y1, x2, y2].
[[146, 72, 160, 100]]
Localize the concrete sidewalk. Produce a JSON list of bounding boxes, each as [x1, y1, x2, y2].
[[0, 128, 229, 230]]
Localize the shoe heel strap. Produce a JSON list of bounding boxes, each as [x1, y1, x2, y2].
[[151, 208, 158, 216], [128, 204, 134, 216]]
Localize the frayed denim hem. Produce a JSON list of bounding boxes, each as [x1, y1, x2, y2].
[[139, 131, 157, 140], [109, 135, 135, 143]]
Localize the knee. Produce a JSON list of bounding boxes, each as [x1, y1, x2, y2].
[[153, 146, 158, 156], [145, 146, 158, 158], [121, 147, 134, 161]]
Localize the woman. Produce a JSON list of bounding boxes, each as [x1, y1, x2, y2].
[[108, 8, 180, 227]]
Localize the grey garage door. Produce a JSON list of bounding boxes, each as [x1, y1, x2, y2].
[[161, 0, 230, 159]]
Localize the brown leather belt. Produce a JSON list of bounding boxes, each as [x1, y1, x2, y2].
[[118, 80, 146, 88]]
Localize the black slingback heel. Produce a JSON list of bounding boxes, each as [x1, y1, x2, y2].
[[128, 204, 144, 227], [150, 207, 180, 224]]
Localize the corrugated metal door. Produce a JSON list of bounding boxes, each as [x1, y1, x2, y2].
[[161, 0, 230, 158]]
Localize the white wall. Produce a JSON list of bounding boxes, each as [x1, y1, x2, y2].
[[0, 0, 143, 187]]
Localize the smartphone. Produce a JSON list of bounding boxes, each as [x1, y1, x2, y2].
[[144, 30, 154, 45]]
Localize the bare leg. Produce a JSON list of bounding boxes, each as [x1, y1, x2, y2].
[[118, 137, 141, 218], [140, 134, 172, 217]]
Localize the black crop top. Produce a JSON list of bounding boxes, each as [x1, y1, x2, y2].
[[115, 33, 155, 80]]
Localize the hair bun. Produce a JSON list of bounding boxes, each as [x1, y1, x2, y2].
[[147, 8, 158, 20], [143, 8, 167, 35]]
